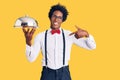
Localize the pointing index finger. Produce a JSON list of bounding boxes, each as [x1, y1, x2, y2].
[[69, 31, 77, 36], [75, 25, 82, 31]]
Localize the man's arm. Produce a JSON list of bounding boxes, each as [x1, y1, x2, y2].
[[69, 25, 96, 50], [23, 27, 41, 62]]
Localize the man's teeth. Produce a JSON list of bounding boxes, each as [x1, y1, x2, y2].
[[54, 22, 58, 25]]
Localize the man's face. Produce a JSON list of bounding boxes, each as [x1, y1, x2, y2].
[[50, 10, 63, 29]]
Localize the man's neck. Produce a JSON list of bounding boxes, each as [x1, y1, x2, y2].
[[50, 27, 60, 30]]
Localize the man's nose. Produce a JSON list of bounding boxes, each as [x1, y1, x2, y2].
[[54, 17, 59, 21]]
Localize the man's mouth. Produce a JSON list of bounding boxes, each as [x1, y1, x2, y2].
[[53, 22, 58, 25]]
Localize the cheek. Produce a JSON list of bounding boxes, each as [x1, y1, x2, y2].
[[51, 18, 54, 22], [58, 21, 62, 25]]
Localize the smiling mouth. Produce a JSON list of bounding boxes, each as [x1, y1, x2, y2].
[[53, 22, 58, 25]]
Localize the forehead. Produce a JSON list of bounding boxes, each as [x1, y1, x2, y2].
[[53, 10, 63, 16]]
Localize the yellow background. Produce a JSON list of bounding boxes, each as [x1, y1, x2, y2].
[[0, 0, 120, 80]]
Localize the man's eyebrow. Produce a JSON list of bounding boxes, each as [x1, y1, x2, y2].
[[53, 14, 62, 17]]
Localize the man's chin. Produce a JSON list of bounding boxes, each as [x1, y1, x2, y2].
[[51, 26, 60, 29]]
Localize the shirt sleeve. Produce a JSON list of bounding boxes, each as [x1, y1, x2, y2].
[[25, 33, 42, 62], [72, 34, 96, 50]]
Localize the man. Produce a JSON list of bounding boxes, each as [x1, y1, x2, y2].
[[23, 4, 96, 80]]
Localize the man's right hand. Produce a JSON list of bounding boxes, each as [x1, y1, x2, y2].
[[22, 26, 36, 46]]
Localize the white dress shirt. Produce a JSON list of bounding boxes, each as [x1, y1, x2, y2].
[[25, 28, 96, 69]]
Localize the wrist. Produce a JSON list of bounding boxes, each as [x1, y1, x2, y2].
[[26, 40, 32, 46]]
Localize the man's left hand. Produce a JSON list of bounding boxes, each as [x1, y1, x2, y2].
[[69, 25, 89, 39]]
